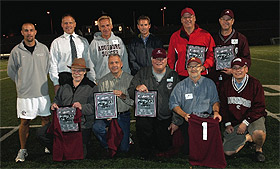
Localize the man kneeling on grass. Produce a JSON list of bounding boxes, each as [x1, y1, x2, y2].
[[219, 57, 267, 162], [37, 58, 98, 160]]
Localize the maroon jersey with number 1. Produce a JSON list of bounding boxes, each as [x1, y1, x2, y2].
[[188, 114, 226, 168]]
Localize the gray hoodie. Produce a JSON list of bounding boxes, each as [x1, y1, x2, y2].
[[89, 32, 131, 81], [7, 40, 50, 98]]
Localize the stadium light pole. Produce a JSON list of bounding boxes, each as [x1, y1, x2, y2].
[[47, 11, 53, 34], [161, 7, 166, 27]]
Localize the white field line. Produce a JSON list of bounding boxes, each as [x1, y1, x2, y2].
[[0, 77, 10, 81], [251, 57, 280, 64], [0, 121, 137, 142]]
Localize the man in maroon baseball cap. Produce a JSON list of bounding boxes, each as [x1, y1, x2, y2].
[[128, 47, 181, 160], [208, 8, 251, 90], [220, 56, 266, 162], [220, 9, 234, 19], [231, 57, 248, 68]]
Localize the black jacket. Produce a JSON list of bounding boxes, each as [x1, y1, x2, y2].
[[128, 66, 183, 126], [127, 33, 163, 75], [54, 77, 98, 129]]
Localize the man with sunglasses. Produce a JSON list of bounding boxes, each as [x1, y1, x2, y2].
[[209, 9, 251, 89], [219, 57, 266, 162]]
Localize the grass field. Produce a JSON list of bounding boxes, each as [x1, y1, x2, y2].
[[0, 45, 279, 168]]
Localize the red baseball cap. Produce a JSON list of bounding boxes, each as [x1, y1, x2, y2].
[[220, 9, 234, 19], [231, 57, 248, 67], [152, 48, 167, 59], [181, 7, 195, 17], [187, 57, 201, 65]]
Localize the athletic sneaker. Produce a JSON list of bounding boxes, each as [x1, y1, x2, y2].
[[15, 149, 28, 162], [44, 147, 51, 154]]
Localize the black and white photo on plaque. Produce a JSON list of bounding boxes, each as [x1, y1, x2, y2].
[[214, 45, 236, 70], [135, 91, 157, 117], [57, 106, 79, 132], [186, 44, 206, 69], [94, 92, 117, 119]]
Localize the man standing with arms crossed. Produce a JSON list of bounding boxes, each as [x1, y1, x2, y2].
[[8, 23, 51, 162]]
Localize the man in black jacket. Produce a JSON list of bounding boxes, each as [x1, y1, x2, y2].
[[37, 58, 98, 159], [127, 15, 163, 75], [128, 48, 182, 160]]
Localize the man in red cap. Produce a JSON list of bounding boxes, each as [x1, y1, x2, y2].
[[219, 57, 266, 162], [167, 7, 215, 80], [128, 48, 182, 160], [209, 9, 251, 89], [169, 57, 226, 168]]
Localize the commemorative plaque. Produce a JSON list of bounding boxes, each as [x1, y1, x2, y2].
[[57, 107, 79, 132], [135, 91, 157, 117], [186, 45, 206, 69], [94, 92, 117, 119], [214, 45, 236, 70]]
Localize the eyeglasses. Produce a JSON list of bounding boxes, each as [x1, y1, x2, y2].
[[153, 58, 166, 62], [220, 18, 233, 22], [71, 69, 85, 73], [187, 64, 201, 69], [232, 66, 245, 71]]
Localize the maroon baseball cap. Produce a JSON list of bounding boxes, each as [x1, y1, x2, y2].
[[220, 9, 234, 19], [187, 57, 201, 65], [181, 7, 195, 17], [231, 57, 248, 68], [152, 48, 167, 59]]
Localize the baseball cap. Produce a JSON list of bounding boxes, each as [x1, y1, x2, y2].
[[231, 57, 248, 68], [152, 48, 167, 59], [181, 7, 195, 17], [220, 9, 234, 19], [187, 57, 202, 65]]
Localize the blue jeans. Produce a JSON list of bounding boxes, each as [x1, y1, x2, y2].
[[92, 111, 130, 152]]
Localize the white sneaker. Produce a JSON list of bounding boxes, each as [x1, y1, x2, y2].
[[15, 149, 28, 162], [44, 147, 50, 154]]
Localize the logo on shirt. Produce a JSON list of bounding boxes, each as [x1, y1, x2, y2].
[[36, 53, 44, 57], [227, 97, 251, 108], [21, 111, 27, 116], [98, 44, 121, 57], [167, 82, 173, 90]]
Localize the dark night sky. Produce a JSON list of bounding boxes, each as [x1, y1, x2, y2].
[[1, 0, 279, 35]]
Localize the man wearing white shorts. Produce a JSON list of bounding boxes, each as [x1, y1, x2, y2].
[[7, 23, 51, 162]]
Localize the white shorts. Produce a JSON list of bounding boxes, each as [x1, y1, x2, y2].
[[17, 95, 51, 119]]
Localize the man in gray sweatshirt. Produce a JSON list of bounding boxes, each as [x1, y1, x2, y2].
[[89, 15, 131, 82], [7, 23, 51, 163]]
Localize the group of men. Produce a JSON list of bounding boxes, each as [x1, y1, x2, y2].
[[7, 6, 266, 167]]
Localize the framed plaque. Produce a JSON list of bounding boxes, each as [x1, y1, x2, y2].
[[214, 45, 236, 70], [186, 45, 206, 69], [135, 90, 157, 117], [57, 106, 79, 132], [94, 92, 117, 119]]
